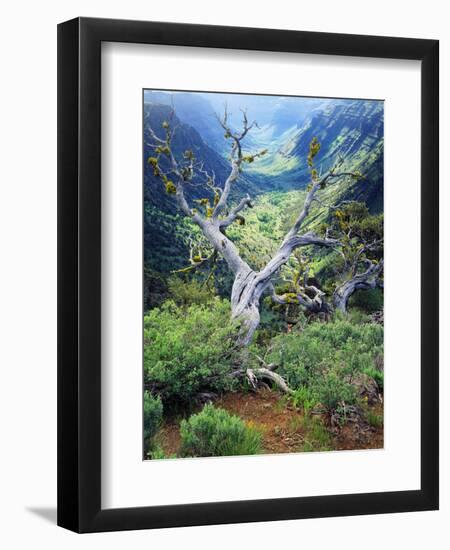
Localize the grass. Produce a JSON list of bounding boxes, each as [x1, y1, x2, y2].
[[287, 413, 334, 452], [294, 415, 333, 452], [366, 410, 383, 429]]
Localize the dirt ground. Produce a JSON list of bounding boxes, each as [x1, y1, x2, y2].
[[157, 389, 383, 456]]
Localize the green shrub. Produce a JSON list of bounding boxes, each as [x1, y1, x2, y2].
[[144, 299, 239, 406], [346, 308, 371, 325], [268, 318, 383, 381], [144, 391, 163, 441], [148, 446, 177, 460], [366, 410, 383, 428], [267, 334, 332, 388], [179, 404, 262, 457], [363, 366, 384, 391], [306, 315, 383, 349], [290, 386, 318, 414], [143, 392, 163, 452], [266, 317, 383, 416], [301, 415, 332, 452], [167, 276, 216, 307], [311, 370, 357, 412], [336, 341, 381, 379], [291, 370, 357, 417]]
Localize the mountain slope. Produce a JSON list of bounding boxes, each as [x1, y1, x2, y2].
[[144, 91, 228, 155], [258, 100, 384, 212]]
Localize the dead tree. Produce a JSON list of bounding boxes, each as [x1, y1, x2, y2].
[[146, 107, 364, 346], [327, 202, 384, 313]]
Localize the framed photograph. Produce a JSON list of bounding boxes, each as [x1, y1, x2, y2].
[[57, 17, 439, 533]]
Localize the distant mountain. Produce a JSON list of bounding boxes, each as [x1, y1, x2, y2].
[[144, 91, 227, 154], [143, 102, 266, 210], [238, 99, 384, 212], [286, 100, 384, 212], [202, 92, 327, 136], [144, 91, 332, 151]]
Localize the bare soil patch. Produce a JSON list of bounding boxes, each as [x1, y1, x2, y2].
[[157, 390, 383, 456]]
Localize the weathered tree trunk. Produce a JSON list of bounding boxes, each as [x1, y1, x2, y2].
[[230, 267, 268, 345], [232, 299, 261, 346], [333, 261, 383, 313], [228, 237, 340, 344], [334, 279, 376, 313], [224, 231, 340, 345]]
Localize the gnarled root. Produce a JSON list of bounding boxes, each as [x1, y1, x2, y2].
[[246, 367, 294, 394]]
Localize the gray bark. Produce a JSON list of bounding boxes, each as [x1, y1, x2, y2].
[[246, 367, 294, 394], [269, 282, 331, 314], [333, 260, 383, 313]]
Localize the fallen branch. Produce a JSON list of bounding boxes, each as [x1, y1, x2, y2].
[[246, 367, 293, 394]]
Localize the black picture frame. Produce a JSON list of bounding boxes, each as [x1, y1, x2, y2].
[[57, 17, 439, 533]]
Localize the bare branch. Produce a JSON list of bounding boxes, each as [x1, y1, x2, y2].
[[237, 108, 258, 140], [171, 253, 216, 274], [212, 107, 262, 218], [268, 282, 326, 313], [219, 194, 254, 228], [212, 110, 244, 217], [334, 259, 384, 312]]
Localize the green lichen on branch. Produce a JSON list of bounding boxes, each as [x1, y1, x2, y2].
[[307, 136, 321, 168], [165, 181, 177, 195]]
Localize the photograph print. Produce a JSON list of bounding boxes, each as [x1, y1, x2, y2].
[[143, 90, 384, 460]]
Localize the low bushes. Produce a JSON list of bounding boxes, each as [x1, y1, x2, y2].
[[143, 391, 163, 454], [167, 275, 216, 307], [366, 410, 383, 428], [179, 404, 262, 457], [311, 370, 357, 412], [290, 371, 357, 416], [300, 415, 332, 452], [144, 299, 239, 407], [290, 386, 317, 414], [266, 316, 383, 417], [362, 365, 384, 391]]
